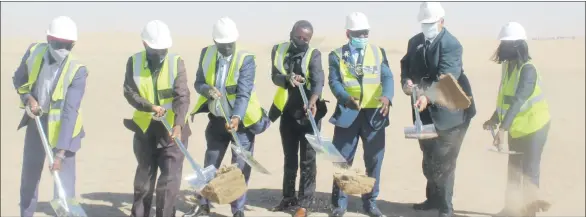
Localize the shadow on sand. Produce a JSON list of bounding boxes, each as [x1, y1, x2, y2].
[[28, 189, 494, 217]]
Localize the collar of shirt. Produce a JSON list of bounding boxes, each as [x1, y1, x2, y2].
[[217, 53, 233, 62], [347, 42, 365, 65]]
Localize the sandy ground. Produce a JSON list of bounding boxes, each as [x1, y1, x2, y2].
[[1, 34, 584, 217]]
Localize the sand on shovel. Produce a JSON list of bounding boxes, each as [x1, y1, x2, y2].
[[422, 74, 472, 111], [333, 167, 376, 195], [201, 164, 247, 204]]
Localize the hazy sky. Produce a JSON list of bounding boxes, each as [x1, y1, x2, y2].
[[1, 1, 584, 41]]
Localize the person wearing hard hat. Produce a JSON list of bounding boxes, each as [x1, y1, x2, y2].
[[122, 20, 191, 217], [268, 20, 327, 217], [327, 12, 394, 217], [483, 22, 551, 217], [399, 3, 476, 217], [184, 17, 270, 217], [11, 16, 88, 217]]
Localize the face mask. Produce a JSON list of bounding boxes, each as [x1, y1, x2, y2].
[[421, 22, 440, 40], [48, 43, 70, 63], [498, 44, 519, 61], [291, 38, 309, 52], [144, 46, 168, 64], [216, 42, 235, 57], [350, 37, 368, 49]]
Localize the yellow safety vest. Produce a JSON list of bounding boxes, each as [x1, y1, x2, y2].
[[131, 51, 182, 133], [269, 42, 316, 121], [333, 44, 384, 108], [190, 45, 264, 127], [496, 61, 550, 138], [17, 43, 84, 148]]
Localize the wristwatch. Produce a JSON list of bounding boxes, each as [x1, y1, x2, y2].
[[55, 152, 66, 160]]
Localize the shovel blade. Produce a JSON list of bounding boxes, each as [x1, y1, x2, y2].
[[304, 134, 347, 163], [185, 165, 218, 191], [404, 123, 438, 140], [50, 198, 87, 217], [487, 146, 522, 155], [230, 144, 271, 175]]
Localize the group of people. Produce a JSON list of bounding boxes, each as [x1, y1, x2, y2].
[[12, 2, 551, 217]]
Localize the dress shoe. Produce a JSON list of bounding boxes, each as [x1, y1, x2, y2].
[[412, 200, 439, 211], [271, 197, 298, 211], [438, 212, 453, 217], [330, 207, 346, 217], [183, 204, 210, 217], [233, 210, 245, 217], [364, 205, 386, 217], [294, 207, 308, 217]]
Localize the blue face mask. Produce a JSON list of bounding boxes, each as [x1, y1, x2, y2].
[[350, 37, 368, 49]]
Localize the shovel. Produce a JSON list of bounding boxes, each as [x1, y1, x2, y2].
[[216, 98, 271, 175], [297, 81, 347, 163], [487, 127, 522, 155], [26, 106, 88, 217], [152, 113, 217, 191], [404, 85, 438, 140]]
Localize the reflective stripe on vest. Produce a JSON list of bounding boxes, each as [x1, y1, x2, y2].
[[269, 42, 315, 121], [131, 51, 180, 133], [333, 44, 383, 108], [496, 61, 550, 138], [18, 43, 85, 147], [190, 45, 264, 127]]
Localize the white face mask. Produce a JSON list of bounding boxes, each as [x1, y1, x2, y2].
[[421, 22, 440, 40], [48, 44, 70, 63]]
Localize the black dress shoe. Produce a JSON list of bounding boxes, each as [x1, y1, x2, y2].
[[438, 211, 453, 217], [183, 204, 210, 217], [271, 197, 298, 211], [364, 206, 386, 217], [233, 210, 245, 217], [412, 200, 439, 211], [330, 207, 346, 217]]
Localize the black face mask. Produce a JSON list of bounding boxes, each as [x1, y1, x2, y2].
[[497, 43, 519, 61], [216, 42, 235, 57], [145, 46, 168, 65], [290, 38, 309, 52]]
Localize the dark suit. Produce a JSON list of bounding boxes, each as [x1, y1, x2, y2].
[[328, 43, 394, 211], [400, 29, 476, 214]]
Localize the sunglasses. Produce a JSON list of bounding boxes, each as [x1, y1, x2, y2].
[[47, 36, 75, 51], [349, 30, 369, 38]]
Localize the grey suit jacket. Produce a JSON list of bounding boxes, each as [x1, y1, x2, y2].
[[400, 29, 476, 131]]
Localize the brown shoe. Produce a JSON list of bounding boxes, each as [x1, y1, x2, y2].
[[293, 207, 308, 217]]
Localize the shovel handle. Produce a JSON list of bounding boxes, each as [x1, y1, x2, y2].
[[296, 81, 322, 141]]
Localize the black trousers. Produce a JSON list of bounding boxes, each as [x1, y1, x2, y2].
[[279, 113, 318, 207], [131, 122, 189, 217], [418, 120, 469, 213]]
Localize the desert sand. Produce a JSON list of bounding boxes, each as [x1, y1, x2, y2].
[[1, 33, 584, 217]]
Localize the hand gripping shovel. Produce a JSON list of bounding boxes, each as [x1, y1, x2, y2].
[[487, 127, 522, 155], [404, 86, 438, 140], [216, 99, 271, 175], [297, 81, 347, 163], [25, 106, 88, 217], [152, 112, 217, 191]]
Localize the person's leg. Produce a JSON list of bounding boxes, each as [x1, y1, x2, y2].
[[330, 117, 361, 211], [280, 115, 300, 200], [229, 129, 256, 214], [520, 123, 550, 215], [413, 138, 441, 210], [131, 133, 159, 217], [20, 122, 46, 217], [432, 122, 469, 215], [298, 120, 318, 209], [53, 151, 76, 200], [359, 118, 386, 211], [198, 119, 231, 206], [155, 134, 189, 217]]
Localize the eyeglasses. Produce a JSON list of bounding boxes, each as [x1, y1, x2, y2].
[[349, 30, 369, 38]]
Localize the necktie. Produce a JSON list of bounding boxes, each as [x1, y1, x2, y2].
[[356, 48, 364, 76], [216, 58, 228, 90]]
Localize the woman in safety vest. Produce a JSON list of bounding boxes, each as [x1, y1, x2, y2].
[[483, 22, 551, 217]]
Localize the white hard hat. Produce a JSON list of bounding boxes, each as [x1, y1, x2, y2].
[[213, 17, 239, 43], [46, 16, 78, 41], [498, 22, 527, 41], [345, 12, 370, 31], [141, 20, 173, 49], [418, 2, 445, 24]]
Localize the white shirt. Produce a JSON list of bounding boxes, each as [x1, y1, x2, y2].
[[348, 43, 365, 65], [35, 51, 62, 112]]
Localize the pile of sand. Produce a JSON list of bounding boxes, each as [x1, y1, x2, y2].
[[333, 168, 375, 195], [424, 74, 472, 111], [201, 164, 247, 204]]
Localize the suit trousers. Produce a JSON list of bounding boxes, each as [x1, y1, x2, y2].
[[279, 113, 317, 207], [330, 111, 386, 211], [131, 122, 187, 217], [418, 120, 469, 213], [197, 115, 255, 214], [20, 117, 77, 217]]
